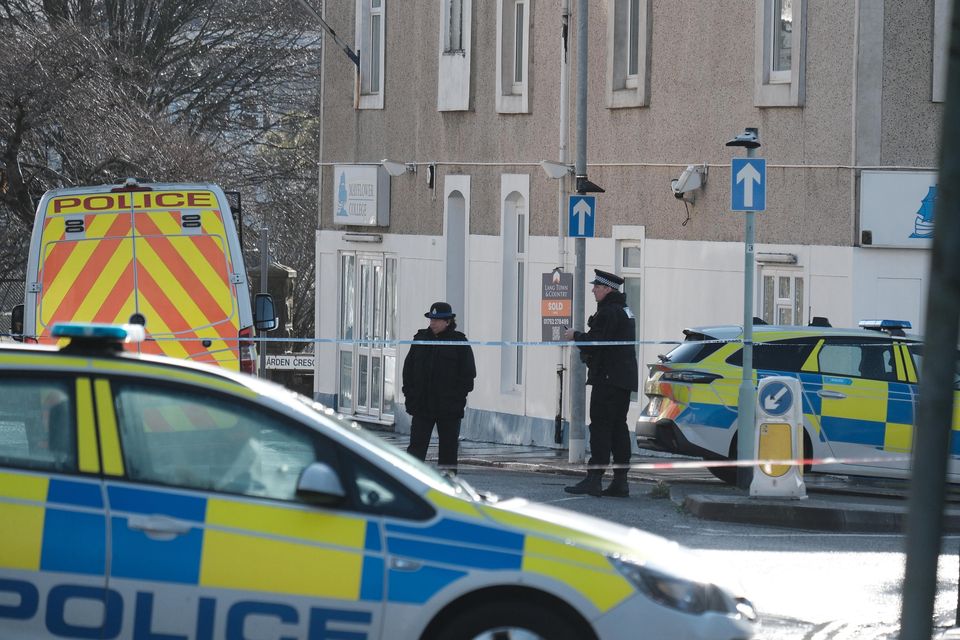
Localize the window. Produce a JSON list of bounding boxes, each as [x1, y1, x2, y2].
[[726, 337, 816, 372], [438, 0, 472, 110], [500, 175, 529, 390], [606, 0, 651, 108], [114, 383, 319, 501], [761, 270, 804, 325], [934, 0, 952, 102], [754, 0, 805, 107], [0, 377, 75, 472], [818, 339, 897, 381], [444, 0, 464, 52], [496, 0, 529, 113], [357, 0, 386, 109], [619, 242, 642, 400]]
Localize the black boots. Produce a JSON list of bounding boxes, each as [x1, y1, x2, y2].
[[601, 470, 629, 498], [564, 471, 603, 496]]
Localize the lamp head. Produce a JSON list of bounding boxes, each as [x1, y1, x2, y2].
[[725, 127, 761, 149], [381, 159, 416, 177], [539, 160, 574, 180]]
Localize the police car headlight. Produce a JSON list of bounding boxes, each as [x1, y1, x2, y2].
[[610, 558, 733, 615]]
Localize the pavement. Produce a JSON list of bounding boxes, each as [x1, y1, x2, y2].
[[366, 424, 960, 534]]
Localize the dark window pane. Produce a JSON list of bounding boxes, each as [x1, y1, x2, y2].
[[726, 338, 816, 372]]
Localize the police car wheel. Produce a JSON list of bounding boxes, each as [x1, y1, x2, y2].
[[434, 601, 583, 640], [706, 433, 739, 485]]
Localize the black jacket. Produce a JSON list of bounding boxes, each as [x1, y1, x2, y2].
[[573, 291, 639, 391], [402, 326, 477, 419]]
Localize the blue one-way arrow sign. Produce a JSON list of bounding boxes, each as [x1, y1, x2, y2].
[[730, 157, 766, 212], [568, 195, 596, 238]]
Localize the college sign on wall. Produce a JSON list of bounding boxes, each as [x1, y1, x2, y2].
[[542, 269, 573, 342], [333, 164, 390, 226], [860, 170, 937, 248]]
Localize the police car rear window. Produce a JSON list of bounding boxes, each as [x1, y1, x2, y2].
[[664, 340, 725, 364], [725, 338, 816, 372]]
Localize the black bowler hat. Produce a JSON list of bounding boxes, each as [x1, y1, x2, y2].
[[425, 301, 456, 319], [590, 269, 624, 289]]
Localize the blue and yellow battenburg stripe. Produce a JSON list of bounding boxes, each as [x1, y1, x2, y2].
[[1, 473, 635, 614]]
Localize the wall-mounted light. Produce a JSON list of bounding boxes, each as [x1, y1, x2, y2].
[[343, 232, 383, 243], [539, 160, 574, 179], [381, 159, 416, 177], [756, 252, 798, 264], [426, 163, 436, 189]]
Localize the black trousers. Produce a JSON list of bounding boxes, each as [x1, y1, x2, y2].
[[407, 414, 462, 469], [587, 384, 632, 471]]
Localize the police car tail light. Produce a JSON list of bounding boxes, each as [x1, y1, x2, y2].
[[661, 370, 721, 384], [611, 557, 732, 615], [239, 325, 257, 375]]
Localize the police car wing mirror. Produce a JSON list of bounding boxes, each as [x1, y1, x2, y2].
[[10, 304, 23, 342], [254, 293, 278, 332], [296, 462, 346, 504]]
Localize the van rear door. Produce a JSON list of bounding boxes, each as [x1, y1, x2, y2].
[[129, 193, 241, 369], [34, 207, 137, 341], [28, 187, 245, 371]]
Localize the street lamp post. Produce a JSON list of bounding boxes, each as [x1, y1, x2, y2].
[[727, 127, 761, 490]]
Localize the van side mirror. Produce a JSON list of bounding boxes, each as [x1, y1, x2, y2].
[[10, 304, 24, 342], [254, 294, 278, 331]]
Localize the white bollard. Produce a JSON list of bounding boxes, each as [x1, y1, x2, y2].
[[750, 376, 806, 499]]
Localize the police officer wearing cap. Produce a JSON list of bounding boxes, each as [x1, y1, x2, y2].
[[402, 302, 477, 472], [563, 270, 638, 497]]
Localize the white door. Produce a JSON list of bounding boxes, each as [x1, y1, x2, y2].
[[338, 253, 397, 424]]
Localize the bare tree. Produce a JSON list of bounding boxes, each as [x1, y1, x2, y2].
[[0, 0, 321, 340]]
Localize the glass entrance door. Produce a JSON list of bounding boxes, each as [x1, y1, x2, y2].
[[338, 252, 397, 424]]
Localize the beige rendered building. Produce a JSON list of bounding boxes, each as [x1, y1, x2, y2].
[[313, 0, 947, 446]]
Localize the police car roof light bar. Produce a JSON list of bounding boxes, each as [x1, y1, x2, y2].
[[858, 319, 913, 336], [52, 323, 146, 345]]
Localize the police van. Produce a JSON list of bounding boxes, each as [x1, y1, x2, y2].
[[0, 324, 757, 640], [17, 179, 275, 373]]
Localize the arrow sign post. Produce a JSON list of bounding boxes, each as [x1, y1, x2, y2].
[[730, 158, 766, 212], [568, 195, 596, 238]]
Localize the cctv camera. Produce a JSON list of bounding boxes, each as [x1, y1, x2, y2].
[[670, 164, 705, 198]]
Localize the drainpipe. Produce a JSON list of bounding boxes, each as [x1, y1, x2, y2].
[[556, 0, 571, 445]]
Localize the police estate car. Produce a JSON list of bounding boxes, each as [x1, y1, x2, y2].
[[0, 323, 756, 640], [636, 320, 934, 484]]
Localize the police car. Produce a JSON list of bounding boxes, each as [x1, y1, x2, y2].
[[0, 323, 756, 640], [636, 319, 933, 484]]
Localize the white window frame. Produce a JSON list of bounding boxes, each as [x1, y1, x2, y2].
[[606, 0, 651, 108], [616, 235, 644, 403], [500, 174, 529, 391], [356, 0, 386, 109], [437, 0, 472, 111], [496, 0, 530, 113], [934, 0, 951, 102], [754, 0, 806, 107]]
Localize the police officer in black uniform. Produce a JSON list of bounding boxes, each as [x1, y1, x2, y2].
[[402, 302, 477, 472], [563, 270, 638, 497]]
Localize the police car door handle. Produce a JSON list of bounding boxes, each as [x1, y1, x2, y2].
[[389, 558, 422, 571], [817, 390, 846, 399], [127, 514, 192, 540]]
